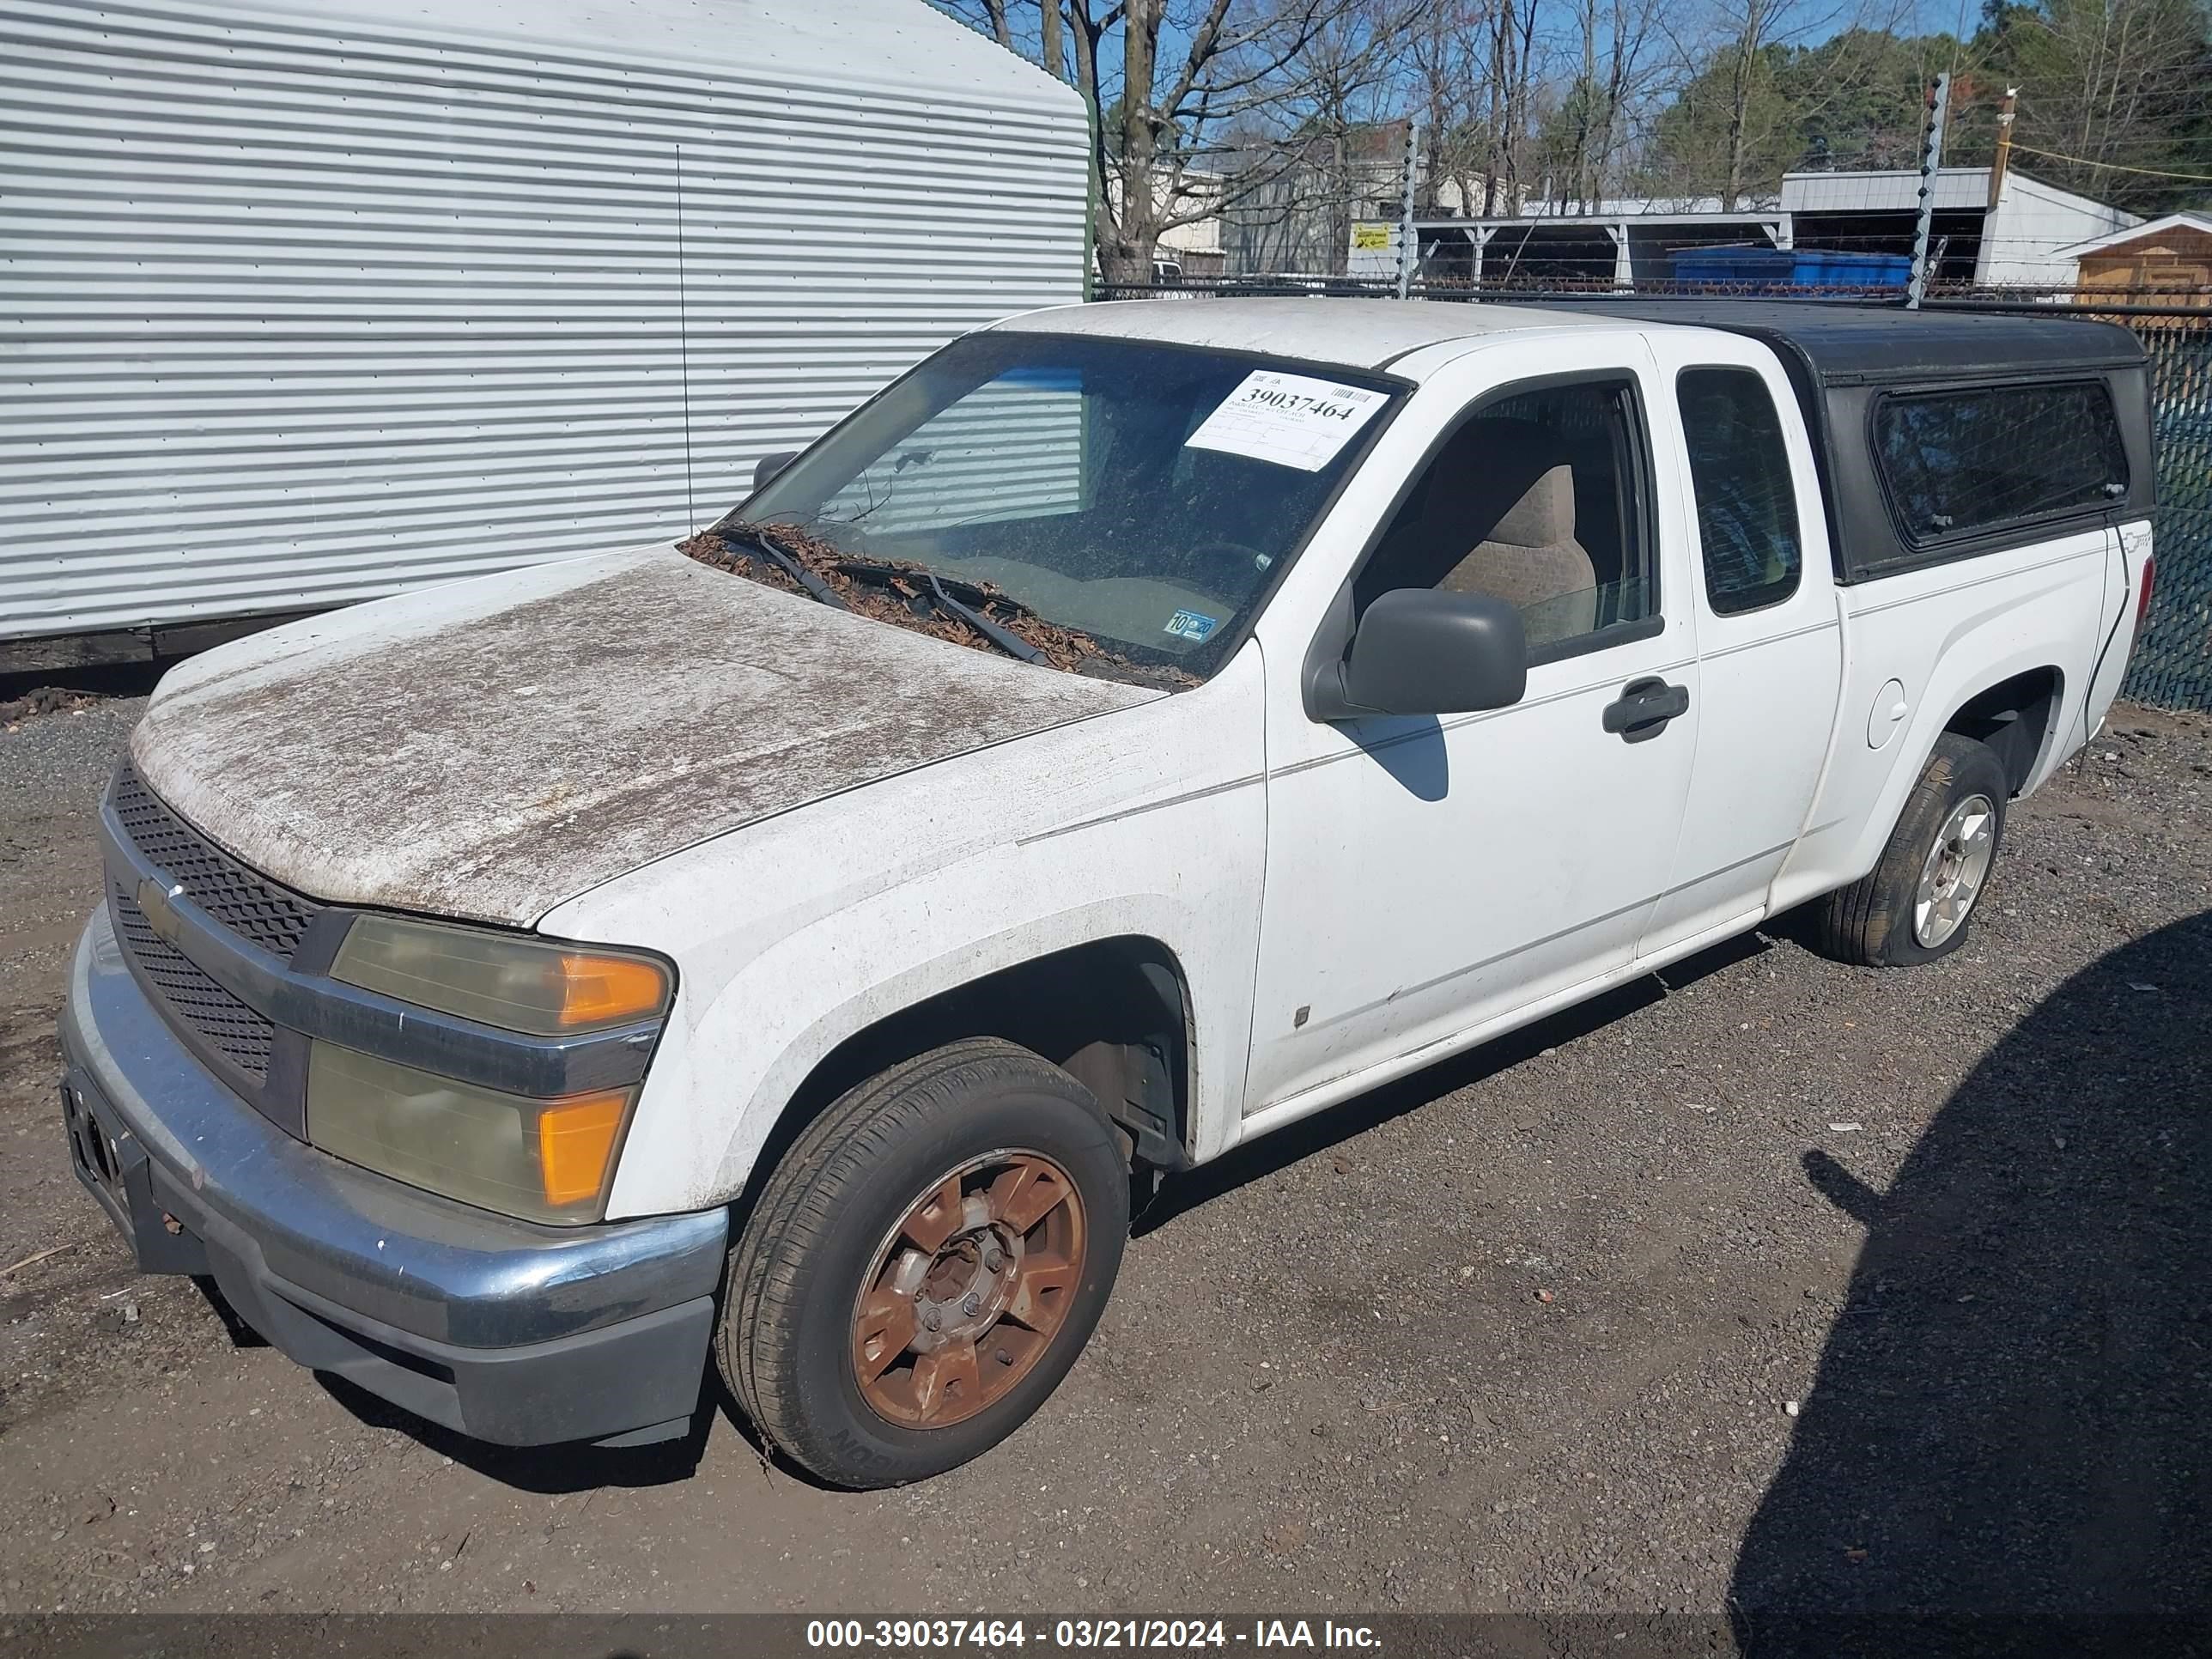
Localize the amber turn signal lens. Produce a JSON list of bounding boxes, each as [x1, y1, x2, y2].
[[331, 915, 672, 1036], [557, 953, 671, 1029], [538, 1091, 629, 1208]]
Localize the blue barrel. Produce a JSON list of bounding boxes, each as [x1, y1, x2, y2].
[[1790, 249, 1911, 289], [1672, 246, 1796, 285], [1671, 246, 1910, 289]]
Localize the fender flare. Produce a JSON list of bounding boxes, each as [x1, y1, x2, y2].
[[698, 899, 1218, 1208]]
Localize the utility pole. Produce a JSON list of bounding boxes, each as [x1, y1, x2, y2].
[[1395, 118, 1420, 299], [1907, 70, 1950, 310], [1986, 87, 2018, 210]]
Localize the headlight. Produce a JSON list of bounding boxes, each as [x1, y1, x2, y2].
[[329, 915, 671, 1034], [306, 1042, 633, 1224], [313, 915, 672, 1222]]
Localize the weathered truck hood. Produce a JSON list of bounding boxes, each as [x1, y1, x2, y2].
[[131, 545, 1160, 925]]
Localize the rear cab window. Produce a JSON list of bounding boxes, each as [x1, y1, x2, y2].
[[1678, 367, 1803, 616]]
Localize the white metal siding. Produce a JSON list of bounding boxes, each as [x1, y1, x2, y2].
[[1977, 173, 2138, 288], [1780, 169, 1996, 214], [816, 375, 1084, 532], [0, 0, 1087, 640]]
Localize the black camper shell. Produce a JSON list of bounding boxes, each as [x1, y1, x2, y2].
[[1545, 301, 2154, 585]]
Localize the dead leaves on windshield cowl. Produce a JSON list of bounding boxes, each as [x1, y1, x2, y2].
[[681, 521, 1198, 687]]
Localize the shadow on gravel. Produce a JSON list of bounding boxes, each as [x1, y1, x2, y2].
[[314, 1364, 723, 1492], [1732, 908, 2211, 1648], [1138, 930, 1771, 1237], [0, 659, 165, 706], [192, 1273, 270, 1347]]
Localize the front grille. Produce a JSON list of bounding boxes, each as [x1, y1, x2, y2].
[[108, 763, 321, 960], [106, 762, 316, 1087], [112, 879, 276, 1079]]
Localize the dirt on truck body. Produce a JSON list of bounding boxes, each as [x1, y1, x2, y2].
[[120, 545, 1159, 926]]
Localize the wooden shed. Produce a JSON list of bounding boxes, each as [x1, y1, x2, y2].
[[2062, 213, 2212, 309]]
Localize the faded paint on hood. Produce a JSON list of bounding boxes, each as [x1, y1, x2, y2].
[[131, 545, 1161, 925]]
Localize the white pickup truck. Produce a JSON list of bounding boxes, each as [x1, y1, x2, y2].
[[61, 299, 2155, 1488]]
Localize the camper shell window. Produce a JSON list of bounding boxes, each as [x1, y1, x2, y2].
[[1872, 381, 2129, 548], [1540, 301, 2154, 583]]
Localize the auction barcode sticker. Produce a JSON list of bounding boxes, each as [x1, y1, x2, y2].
[[1183, 370, 1389, 472]]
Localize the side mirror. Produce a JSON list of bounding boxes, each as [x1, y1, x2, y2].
[[751, 449, 800, 494], [1310, 587, 1527, 720]]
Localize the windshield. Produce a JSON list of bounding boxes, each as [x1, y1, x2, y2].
[[718, 332, 1402, 678]]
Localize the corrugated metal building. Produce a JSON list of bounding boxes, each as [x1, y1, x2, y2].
[[1779, 167, 2135, 288], [1, 0, 1087, 645], [1353, 167, 2136, 293]]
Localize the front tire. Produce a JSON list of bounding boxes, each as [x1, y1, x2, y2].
[[721, 1038, 1128, 1489], [1814, 732, 2008, 967]]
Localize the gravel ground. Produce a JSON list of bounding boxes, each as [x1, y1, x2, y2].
[[0, 695, 2206, 1631]]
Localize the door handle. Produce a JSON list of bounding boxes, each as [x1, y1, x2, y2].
[[1602, 677, 1690, 743]]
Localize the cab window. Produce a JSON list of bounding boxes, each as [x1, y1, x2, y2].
[[1355, 377, 1655, 660], [1678, 368, 1802, 616]]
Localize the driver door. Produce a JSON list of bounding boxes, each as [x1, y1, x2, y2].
[[1244, 340, 1702, 1116]]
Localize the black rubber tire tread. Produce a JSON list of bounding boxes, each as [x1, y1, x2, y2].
[[720, 1036, 1127, 1489], [1813, 732, 2009, 968]]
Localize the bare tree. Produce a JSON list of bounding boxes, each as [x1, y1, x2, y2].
[[1040, 0, 1063, 82], [1486, 0, 1543, 212], [1087, 0, 1412, 282], [1991, 0, 2211, 210], [1403, 0, 1490, 213], [940, 0, 1406, 281], [1647, 0, 1914, 208], [1732, 0, 1778, 206], [1287, 0, 1420, 271], [1544, 0, 1668, 209]]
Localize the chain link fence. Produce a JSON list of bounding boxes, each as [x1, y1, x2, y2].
[[2129, 324, 2212, 710], [1098, 279, 2211, 711]]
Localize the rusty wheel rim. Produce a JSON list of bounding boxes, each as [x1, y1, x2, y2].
[[850, 1150, 1087, 1430]]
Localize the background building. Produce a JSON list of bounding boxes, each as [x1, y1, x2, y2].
[[2063, 213, 2212, 308], [1346, 167, 2135, 293], [1784, 167, 2136, 289]]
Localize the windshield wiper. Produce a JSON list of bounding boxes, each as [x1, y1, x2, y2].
[[839, 559, 1044, 665], [720, 527, 847, 610], [915, 573, 1045, 664]]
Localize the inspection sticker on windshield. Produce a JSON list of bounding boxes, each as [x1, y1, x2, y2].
[[1183, 370, 1389, 471], [1164, 609, 1218, 642]]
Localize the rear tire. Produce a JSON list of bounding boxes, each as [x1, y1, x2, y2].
[[1814, 732, 2008, 968], [720, 1038, 1128, 1489]]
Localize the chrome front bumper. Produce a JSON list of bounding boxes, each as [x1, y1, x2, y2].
[[58, 908, 727, 1448]]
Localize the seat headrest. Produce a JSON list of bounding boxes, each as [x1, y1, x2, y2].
[[1429, 416, 1580, 549], [1487, 464, 1576, 549]]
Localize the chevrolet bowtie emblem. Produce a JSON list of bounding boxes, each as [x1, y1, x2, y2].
[[136, 877, 188, 948]]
